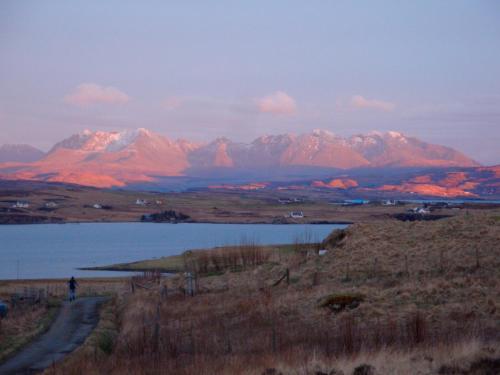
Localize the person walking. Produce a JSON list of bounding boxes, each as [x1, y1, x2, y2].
[[68, 276, 78, 302]]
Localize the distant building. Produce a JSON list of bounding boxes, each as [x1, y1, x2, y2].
[[382, 199, 397, 206], [289, 211, 304, 218], [155, 200, 163, 205], [12, 201, 30, 208], [278, 198, 292, 204], [411, 207, 430, 214], [45, 202, 58, 208], [135, 199, 147, 206], [342, 199, 369, 206], [93, 203, 102, 209]]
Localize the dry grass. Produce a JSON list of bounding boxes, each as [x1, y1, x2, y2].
[[91, 243, 299, 274], [0, 278, 129, 299], [0, 301, 59, 362], [42, 210, 500, 374]]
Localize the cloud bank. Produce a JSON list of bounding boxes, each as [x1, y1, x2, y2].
[[65, 83, 130, 106], [256, 91, 296, 115], [350, 95, 395, 112]]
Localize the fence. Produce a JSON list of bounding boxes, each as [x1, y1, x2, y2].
[[116, 308, 490, 362]]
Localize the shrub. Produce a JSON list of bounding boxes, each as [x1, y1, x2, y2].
[[97, 331, 114, 355], [318, 293, 364, 313]]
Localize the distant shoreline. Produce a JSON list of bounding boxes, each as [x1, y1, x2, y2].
[[0, 219, 354, 226]]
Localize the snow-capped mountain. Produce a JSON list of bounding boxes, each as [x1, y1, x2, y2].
[[189, 130, 477, 170], [48, 128, 152, 153], [0, 144, 45, 163], [348, 131, 476, 167], [0, 129, 480, 187]]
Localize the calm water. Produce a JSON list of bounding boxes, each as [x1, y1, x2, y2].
[[0, 223, 345, 280]]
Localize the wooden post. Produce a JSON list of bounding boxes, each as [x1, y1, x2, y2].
[[161, 284, 168, 300], [271, 324, 277, 353], [153, 302, 161, 353], [285, 268, 290, 285], [195, 273, 199, 294], [185, 272, 195, 296]]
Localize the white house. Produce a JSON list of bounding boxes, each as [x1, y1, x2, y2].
[[12, 201, 30, 208], [412, 207, 430, 214], [382, 199, 397, 206], [45, 202, 58, 208], [289, 211, 304, 219], [93, 203, 102, 209], [135, 199, 147, 206]]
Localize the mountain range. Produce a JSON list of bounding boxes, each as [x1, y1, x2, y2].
[[0, 144, 45, 163], [1, 128, 495, 197]]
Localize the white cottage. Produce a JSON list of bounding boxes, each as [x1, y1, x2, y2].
[[289, 211, 304, 219]]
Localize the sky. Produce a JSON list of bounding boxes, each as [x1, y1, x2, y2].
[[0, 0, 499, 164]]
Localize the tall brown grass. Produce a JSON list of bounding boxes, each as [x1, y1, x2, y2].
[[184, 239, 271, 275], [46, 287, 494, 375]]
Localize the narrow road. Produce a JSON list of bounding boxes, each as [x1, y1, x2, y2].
[[0, 296, 107, 375]]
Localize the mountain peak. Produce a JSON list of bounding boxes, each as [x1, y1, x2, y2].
[[0, 144, 45, 163], [386, 130, 404, 138], [50, 128, 158, 154], [81, 129, 93, 136], [311, 129, 336, 138]]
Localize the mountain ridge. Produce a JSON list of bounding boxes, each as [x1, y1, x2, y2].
[[0, 144, 45, 163], [0, 128, 481, 188]]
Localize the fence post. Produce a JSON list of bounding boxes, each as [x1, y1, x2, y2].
[[271, 324, 277, 353], [161, 284, 168, 300], [185, 272, 195, 296]]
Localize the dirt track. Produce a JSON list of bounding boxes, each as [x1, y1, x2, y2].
[[0, 296, 106, 374]]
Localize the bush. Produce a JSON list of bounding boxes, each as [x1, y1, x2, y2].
[[97, 331, 115, 355], [318, 293, 364, 313]]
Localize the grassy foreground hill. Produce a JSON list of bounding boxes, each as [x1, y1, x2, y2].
[[45, 210, 500, 374]]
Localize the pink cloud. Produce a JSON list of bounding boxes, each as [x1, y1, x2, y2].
[[256, 91, 297, 115], [350, 95, 395, 112], [161, 96, 183, 110], [64, 83, 130, 106]]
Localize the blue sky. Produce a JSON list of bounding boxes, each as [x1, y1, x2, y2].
[[1, 0, 499, 164]]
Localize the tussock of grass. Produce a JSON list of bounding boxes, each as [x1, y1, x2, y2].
[[318, 293, 364, 312], [0, 302, 59, 362]]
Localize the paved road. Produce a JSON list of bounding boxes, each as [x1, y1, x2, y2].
[[0, 297, 107, 375]]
